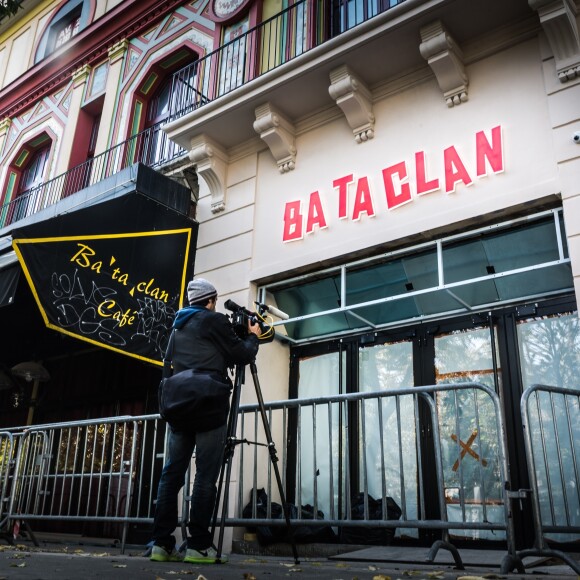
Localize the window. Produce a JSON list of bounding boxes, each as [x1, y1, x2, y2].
[[10, 145, 51, 223], [132, 49, 199, 167], [259, 209, 573, 342], [35, 0, 89, 63], [54, 13, 81, 49]]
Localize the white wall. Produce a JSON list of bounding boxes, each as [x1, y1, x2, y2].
[[251, 39, 560, 280]]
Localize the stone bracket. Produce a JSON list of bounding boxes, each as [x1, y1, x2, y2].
[[253, 103, 296, 173], [329, 65, 375, 143], [189, 134, 228, 213], [529, 0, 580, 82], [420, 21, 468, 107]]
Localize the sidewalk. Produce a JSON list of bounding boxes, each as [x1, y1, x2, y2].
[[0, 540, 579, 580]]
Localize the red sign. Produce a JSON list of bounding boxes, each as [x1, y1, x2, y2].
[[283, 125, 504, 242]]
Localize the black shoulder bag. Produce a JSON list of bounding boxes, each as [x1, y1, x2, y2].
[[158, 329, 232, 432]]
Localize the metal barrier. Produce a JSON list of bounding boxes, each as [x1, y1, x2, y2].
[[500, 384, 580, 574], [0, 382, 577, 573], [0, 415, 169, 551], [231, 383, 516, 570]]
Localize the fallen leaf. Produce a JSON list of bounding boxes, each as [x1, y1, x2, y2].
[[427, 573, 446, 579], [402, 572, 423, 577], [368, 565, 378, 571], [372, 575, 391, 580], [243, 574, 257, 580], [10, 563, 26, 568]]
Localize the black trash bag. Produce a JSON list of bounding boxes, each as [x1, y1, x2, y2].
[[339, 493, 402, 545], [242, 488, 336, 545], [242, 488, 288, 545], [293, 504, 337, 544]]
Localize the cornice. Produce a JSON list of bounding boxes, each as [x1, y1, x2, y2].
[[0, 0, 185, 120]]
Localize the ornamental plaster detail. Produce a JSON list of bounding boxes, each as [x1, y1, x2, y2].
[[529, 0, 580, 82], [328, 65, 375, 143], [253, 103, 296, 173], [188, 134, 228, 213], [419, 21, 468, 107]]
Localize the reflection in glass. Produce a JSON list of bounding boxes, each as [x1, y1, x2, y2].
[[435, 327, 505, 541], [359, 340, 417, 538], [297, 352, 346, 520]]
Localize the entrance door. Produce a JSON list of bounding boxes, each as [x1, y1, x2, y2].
[[290, 297, 578, 546]]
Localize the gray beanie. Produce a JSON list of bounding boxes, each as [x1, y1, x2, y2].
[[187, 278, 217, 305]]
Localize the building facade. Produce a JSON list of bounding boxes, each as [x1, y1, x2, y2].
[[0, 0, 579, 553]]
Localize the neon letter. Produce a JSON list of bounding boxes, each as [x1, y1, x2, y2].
[[444, 146, 473, 193], [306, 191, 327, 234], [415, 151, 440, 195], [333, 174, 353, 219], [283, 200, 303, 242], [352, 176, 375, 220], [382, 162, 411, 209], [476, 125, 503, 177]]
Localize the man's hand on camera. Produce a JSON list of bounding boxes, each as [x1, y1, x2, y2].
[[248, 319, 261, 337]]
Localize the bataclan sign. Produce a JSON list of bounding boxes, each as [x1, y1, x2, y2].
[[13, 229, 192, 366], [282, 125, 504, 242]]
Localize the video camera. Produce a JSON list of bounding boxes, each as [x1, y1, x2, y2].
[[224, 299, 287, 344]]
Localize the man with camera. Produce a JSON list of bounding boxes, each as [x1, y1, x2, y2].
[[151, 278, 261, 564]]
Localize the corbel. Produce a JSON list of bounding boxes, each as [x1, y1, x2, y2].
[[253, 103, 296, 173], [419, 21, 468, 107], [328, 65, 375, 143], [189, 134, 228, 213], [108, 39, 129, 64], [71, 64, 91, 89], [529, 0, 580, 82]]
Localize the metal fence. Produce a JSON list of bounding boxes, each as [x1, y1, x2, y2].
[[501, 384, 580, 574], [0, 121, 185, 229], [168, 0, 407, 119], [0, 383, 578, 574]]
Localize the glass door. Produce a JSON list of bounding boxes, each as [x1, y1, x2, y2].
[[433, 324, 505, 541]]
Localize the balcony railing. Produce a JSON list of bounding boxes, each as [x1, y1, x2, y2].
[[169, 0, 406, 119], [0, 0, 406, 230], [0, 120, 185, 228]]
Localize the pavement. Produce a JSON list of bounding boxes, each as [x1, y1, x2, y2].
[[0, 539, 579, 580]]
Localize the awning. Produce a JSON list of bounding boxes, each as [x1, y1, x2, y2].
[[7, 164, 198, 366]]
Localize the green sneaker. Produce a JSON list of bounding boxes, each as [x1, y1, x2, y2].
[[183, 546, 228, 564], [150, 544, 183, 562]]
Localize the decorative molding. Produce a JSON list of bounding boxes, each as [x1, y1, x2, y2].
[[71, 64, 91, 88], [188, 134, 228, 213], [328, 65, 375, 143], [0, 118, 12, 137], [108, 39, 129, 64], [529, 0, 580, 82], [253, 103, 296, 173], [419, 21, 468, 107]]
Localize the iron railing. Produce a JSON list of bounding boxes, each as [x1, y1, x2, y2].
[[169, 0, 406, 119], [0, 120, 185, 229], [1, 1, 407, 230]]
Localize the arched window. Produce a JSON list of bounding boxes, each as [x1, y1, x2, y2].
[[35, 0, 91, 63], [10, 145, 51, 223], [132, 48, 199, 167]]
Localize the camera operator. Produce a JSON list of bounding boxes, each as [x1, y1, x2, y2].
[[151, 278, 261, 565]]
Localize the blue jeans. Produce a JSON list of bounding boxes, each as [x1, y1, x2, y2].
[[152, 423, 226, 550]]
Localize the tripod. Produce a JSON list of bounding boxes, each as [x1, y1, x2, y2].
[[211, 359, 299, 564]]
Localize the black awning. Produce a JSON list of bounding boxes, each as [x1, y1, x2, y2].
[[10, 165, 198, 366], [0, 264, 19, 308]]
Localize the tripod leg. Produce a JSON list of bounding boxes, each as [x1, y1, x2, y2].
[[249, 362, 300, 564], [212, 366, 244, 561]]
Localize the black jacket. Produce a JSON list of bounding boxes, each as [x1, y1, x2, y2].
[[171, 307, 259, 377]]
